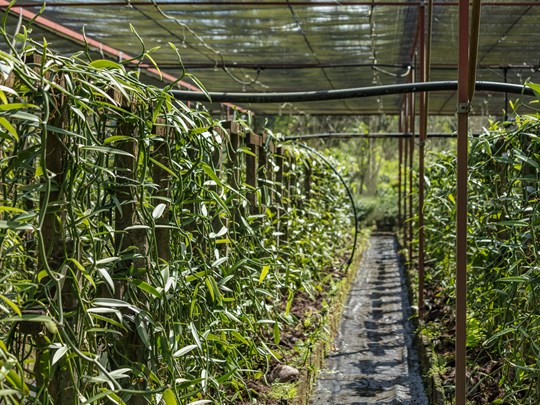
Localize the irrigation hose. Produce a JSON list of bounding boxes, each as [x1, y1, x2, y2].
[[170, 80, 536, 103], [290, 142, 358, 271]]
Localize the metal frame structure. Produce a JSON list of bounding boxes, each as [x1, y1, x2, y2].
[[3, 1, 539, 116], [2, 1, 539, 402]]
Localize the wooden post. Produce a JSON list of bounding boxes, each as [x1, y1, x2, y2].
[[223, 121, 242, 231], [275, 146, 286, 245], [113, 93, 148, 405], [152, 118, 171, 263], [246, 132, 261, 215], [35, 60, 77, 404], [211, 126, 228, 254], [304, 160, 312, 202], [258, 133, 270, 209]]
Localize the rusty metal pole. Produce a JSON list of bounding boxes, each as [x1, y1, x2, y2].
[[398, 137, 403, 231], [408, 82, 415, 268], [402, 110, 409, 248], [417, 1, 427, 319], [456, 0, 470, 403]]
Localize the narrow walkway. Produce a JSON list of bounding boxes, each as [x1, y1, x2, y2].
[[311, 233, 428, 404]]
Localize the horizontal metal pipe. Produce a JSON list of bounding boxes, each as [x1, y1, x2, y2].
[[147, 62, 540, 71], [171, 80, 535, 103], [159, 62, 412, 70], [284, 132, 486, 140], [8, 1, 540, 7]]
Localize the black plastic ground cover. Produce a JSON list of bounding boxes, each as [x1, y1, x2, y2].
[[310, 234, 427, 405]]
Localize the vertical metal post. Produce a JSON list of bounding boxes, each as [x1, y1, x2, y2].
[[408, 85, 415, 268], [503, 67, 509, 122], [456, 0, 470, 403], [402, 111, 409, 248], [398, 137, 403, 231], [417, 0, 431, 318]]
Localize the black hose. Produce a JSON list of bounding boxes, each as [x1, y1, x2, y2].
[[290, 142, 359, 271], [170, 80, 536, 103]]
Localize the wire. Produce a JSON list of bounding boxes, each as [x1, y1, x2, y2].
[[372, 64, 412, 78], [146, 0, 267, 88], [285, 0, 355, 112]]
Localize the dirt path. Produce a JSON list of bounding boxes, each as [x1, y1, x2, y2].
[[310, 233, 428, 405]]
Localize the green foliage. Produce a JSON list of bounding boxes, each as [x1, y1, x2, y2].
[[0, 28, 354, 404], [419, 109, 540, 403]]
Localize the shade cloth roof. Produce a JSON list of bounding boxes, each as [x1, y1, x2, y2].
[[2, 0, 540, 116]]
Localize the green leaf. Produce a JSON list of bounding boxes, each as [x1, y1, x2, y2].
[[258, 265, 270, 285], [498, 276, 529, 283], [103, 135, 133, 145], [105, 390, 126, 405], [1, 314, 55, 323], [285, 290, 294, 317], [46, 124, 85, 140], [273, 322, 280, 345], [162, 388, 177, 405], [526, 82, 540, 99], [149, 157, 179, 179], [0, 295, 21, 316], [200, 162, 223, 188], [5, 369, 30, 396], [205, 277, 215, 301], [93, 298, 134, 308], [50, 344, 69, 365], [152, 203, 167, 219], [0, 89, 7, 104], [0, 84, 18, 97], [133, 279, 162, 298], [95, 257, 120, 265], [135, 313, 151, 348], [96, 267, 115, 294], [0, 117, 18, 141], [172, 344, 198, 358], [10, 111, 40, 123], [81, 145, 134, 157], [90, 59, 124, 70], [0, 206, 26, 214], [0, 102, 38, 111], [0, 220, 32, 230], [209, 226, 227, 239], [496, 219, 528, 227]]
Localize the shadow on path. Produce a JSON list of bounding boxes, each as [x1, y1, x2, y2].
[[310, 234, 427, 405]]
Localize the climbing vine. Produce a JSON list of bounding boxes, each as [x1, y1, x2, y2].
[[418, 95, 540, 403], [0, 25, 355, 404]]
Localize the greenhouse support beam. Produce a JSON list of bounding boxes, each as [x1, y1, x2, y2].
[[398, 138, 403, 232], [417, 0, 427, 320], [9, 1, 540, 6], [407, 79, 415, 268], [284, 132, 463, 140], [171, 81, 534, 103], [402, 112, 409, 249], [456, 0, 473, 402]]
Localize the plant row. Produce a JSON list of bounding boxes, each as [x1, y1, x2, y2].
[[417, 104, 540, 403], [0, 31, 355, 404]]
